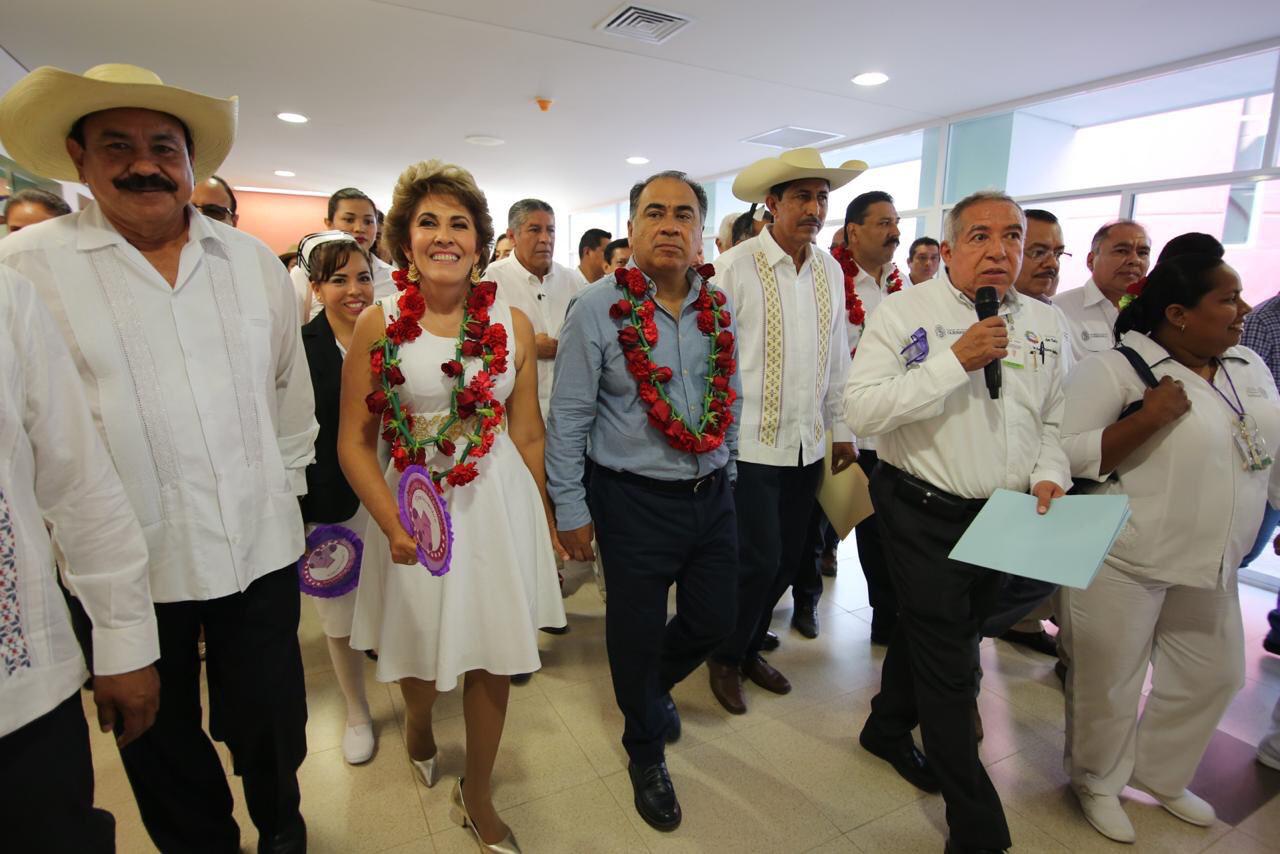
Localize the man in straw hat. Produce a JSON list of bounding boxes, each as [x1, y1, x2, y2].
[[704, 148, 863, 714], [0, 64, 318, 853]]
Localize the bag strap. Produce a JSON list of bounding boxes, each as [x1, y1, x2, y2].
[[1115, 344, 1160, 389]]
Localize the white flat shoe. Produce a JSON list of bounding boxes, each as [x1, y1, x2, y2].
[[411, 752, 440, 788], [1075, 788, 1136, 843], [1135, 785, 1215, 827], [342, 723, 375, 765]]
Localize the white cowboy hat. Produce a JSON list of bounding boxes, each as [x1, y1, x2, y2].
[[732, 147, 868, 203], [0, 63, 237, 183]]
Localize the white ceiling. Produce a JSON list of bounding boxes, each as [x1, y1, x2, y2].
[[3, 0, 1279, 221]]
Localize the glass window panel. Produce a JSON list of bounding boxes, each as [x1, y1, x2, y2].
[[566, 206, 618, 269], [825, 128, 939, 217]]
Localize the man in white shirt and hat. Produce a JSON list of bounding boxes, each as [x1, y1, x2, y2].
[[1055, 219, 1151, 359], [0, 63, 318, 854], [846, 190, 1071, 854], [487, 198, 582, 418], [0, 265, 160, 853], [705, 148, 862, 714]]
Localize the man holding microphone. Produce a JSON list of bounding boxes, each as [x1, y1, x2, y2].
[[844, 190, 1071, 854]]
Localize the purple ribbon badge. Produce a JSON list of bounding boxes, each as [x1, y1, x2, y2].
[[297, 525, 363, 598], [396, 464, 454, 577], [900, 327, 929, 367]]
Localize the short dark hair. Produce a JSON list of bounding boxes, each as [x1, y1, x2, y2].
[[603, 238, 629, 265], [1157, 232, 1224, 265], [1091, 219, 1147, 254], [327, 187, 375, 222], [6, 187, 71, 218], [907, 236, 939, 258], [306, 239, 372, 286], [844, 191, 895, 228], [731, 209, 757, 245], [578, 228, 612, 260], [1116, 253, 1225, 340], [1025, 208, 1058, 225], [628, 171, 708, 224], [68, 110, 194, 153], [206, 174, 237, 213]]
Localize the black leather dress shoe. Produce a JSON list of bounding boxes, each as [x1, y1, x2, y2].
[[540, 624, 570, 635], [257, 818, 306, 854], [761, 631, 780, 652], [662, 693, 681, 743], [819, 550, 838, 578], [628, 761, 682, 831], [510, 672, 532, 685], [791, 602, 819, 639], [944, 839, 1007, 853], [858, 731, 941, 793], [999, 627, 1057, 657]]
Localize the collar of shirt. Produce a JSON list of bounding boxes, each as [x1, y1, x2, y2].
[[75, 201, 225, 254], [622, 260, 710, 313], [1082, 277, 1112, 309], [759, 225, 812, 273], [1119, 329, 1252, 369], [941, 270, 1026, 317]]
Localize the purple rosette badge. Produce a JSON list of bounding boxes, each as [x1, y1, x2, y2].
[[397, 464, 454, 576], [297, 525, 363, 598]]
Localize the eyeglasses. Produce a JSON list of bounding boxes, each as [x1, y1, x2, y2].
[[197, 204, 234, 223], [1025, 248, 1071, 262]]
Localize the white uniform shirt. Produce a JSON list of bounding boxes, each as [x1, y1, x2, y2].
[[1063, 330, 1280, 587], [844, 273, 1071, 498], [0, 269, 159, 736], [0, 203, 318, 603], [1056, 278, 1119, 358], [487, 255, 581, 416], [847, 262, 910, 452], [713, 227, 852, 467], [292, 252, 396, 323]]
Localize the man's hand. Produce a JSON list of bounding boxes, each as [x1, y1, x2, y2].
[[535, 333, 558, 360], [831, 442, 858, 475], [559, 523, 595, 562], [951, 316, 1008, 372], [1138, 376, 1191, 428], [1031, 480, 1065, 515], [93, 664, 160, 748]]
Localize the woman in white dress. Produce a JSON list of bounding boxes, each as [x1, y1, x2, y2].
[[297, 232, 378, 765], [341, 160, 566, 853]]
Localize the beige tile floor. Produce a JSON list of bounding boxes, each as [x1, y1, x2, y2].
[[88, 548, 1280, 853]]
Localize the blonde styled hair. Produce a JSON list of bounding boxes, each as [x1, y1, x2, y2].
[[381, 160, 495, 274]]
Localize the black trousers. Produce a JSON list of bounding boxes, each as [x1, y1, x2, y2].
[[981, 576, 1058, 639], [2, 691, 115, 853], [591, 466, 738, 767], [792, 504, 838, 608], [713, 459, 823, 665], [853, 450, 898, 637], [120, 566, 307, 853], [862, 465, 1011, 851]]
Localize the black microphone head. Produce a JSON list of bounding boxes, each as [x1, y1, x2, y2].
[[975, 286, 999, 319]]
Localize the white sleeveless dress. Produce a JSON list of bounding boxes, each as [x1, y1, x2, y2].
[[349, 295, 565, 690]]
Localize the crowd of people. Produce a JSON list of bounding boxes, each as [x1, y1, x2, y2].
[[1, 61, 1278, 854]]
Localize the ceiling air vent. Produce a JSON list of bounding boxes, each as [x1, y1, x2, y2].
[[743, 127, 845, 149], [596, 5, 692, 44]]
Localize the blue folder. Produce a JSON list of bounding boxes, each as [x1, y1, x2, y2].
[[947, 489, 1131, 589]]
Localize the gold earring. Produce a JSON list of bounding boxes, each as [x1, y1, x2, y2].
[[470, 265, 482, 284], [1180, 323, 1186, 332], [407, 262, 420, 283]]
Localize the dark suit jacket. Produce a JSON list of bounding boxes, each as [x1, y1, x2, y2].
[[300, 310, 361, 524]]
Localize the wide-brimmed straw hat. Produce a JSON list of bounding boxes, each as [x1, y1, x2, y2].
[[0, 63, 238, 182], [733, 147, 867, 203]]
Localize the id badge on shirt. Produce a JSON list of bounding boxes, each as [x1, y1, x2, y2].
[[1002, 340, 1025, 370], [1233, 414, 1274, 471]]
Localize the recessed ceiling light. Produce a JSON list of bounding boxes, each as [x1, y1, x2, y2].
[[276, 112, 308, 124], [465, 134, 505, 146], [626, 156, 650, 165], [273, 170, 296, 177], [851, 72, 889, 87]]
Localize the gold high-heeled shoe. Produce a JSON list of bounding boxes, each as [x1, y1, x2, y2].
[[450, 777, 521, 853]]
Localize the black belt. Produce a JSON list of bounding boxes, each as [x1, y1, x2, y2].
[[595, 465, 725, 495], [877, 462, 986, 521]]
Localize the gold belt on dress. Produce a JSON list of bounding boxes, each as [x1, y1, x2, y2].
[[409, 413, 507, 445]]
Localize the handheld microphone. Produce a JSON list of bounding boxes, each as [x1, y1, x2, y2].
[[975, 286, 1001, 400]]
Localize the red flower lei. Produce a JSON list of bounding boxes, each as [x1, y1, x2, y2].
[[833, 245, 905, 356], [609, 264, 737, 454], [365, 268, 509, 488]]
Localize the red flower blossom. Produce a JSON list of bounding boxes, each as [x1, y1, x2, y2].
[[715, 330, 734, 351], [609, 299, 632, 320], [438, 438, 456, 456], [712, 290, 727, 307], [638, 382, 660, 404], [445, 462, 479, 487], [441, 359, 464, 377], [371, 349, 385, 375], [461, 340, 483, 357], [365, 389, 389, 413], [618, 325, 641, 347], [385, 365, 405, 386], [651, 366, 673, 384], [400, 290, 426, 317], [697, 310, 715, 333]]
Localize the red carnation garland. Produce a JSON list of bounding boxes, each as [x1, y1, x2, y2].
[[833, 245, 905, 357], [365, 268, 509, 489], [610, 264, 737, 454]]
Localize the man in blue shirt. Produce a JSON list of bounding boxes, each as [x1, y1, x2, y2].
[[547, 171, 742, 832]]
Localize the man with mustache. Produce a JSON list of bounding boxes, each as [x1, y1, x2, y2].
[[0, 64, 317, 853], [705, 148, 861, 714], [1056, 220, 1152, 357]]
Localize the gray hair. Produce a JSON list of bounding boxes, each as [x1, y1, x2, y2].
[[507, 198, 554, 231], [717, 212, 738, 248], [944, 190, 1025, 244], [628, 170, 708, 225], [1090, 219, 1147, 254], [6, 187, 71, 218]]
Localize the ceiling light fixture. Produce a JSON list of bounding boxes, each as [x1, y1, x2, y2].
[[273, 170, 296, 177], [851, 72, 889, 87], [626, 156, 650, 165], [465, 134, 505, 146], [276, 112, 308, 124]]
